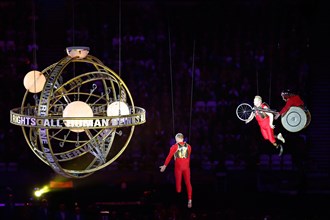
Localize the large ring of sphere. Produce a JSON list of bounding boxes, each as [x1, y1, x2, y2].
[[10, 47, 146, 178]]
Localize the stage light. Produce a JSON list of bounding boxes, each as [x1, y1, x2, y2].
[[33, 186, 50, 198]]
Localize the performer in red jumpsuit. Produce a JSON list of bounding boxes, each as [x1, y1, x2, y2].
[[246, 96, 285, 156], [159, 133, 193, 208], [275, 89, 305, 119]]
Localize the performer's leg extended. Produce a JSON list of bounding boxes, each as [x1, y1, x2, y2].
[[174, 168, 183, 193], [182, 169, 192, 200], [277, 133, 285, 143], [260, 125, 276, 144], [263, 126, 283, 156]]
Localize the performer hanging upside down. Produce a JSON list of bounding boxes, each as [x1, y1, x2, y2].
[[159, 133, 193, 208], [246, 95, 285, 156], [275, 89, 305, 120]]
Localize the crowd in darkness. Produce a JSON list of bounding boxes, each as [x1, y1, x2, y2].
[[0, 1, 321, 219], [0, 1, 312, 174]]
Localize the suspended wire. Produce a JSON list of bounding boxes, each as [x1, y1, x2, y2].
[[31, 0, 38, 96], [255, 65, 259, 96], [71, 0, 77, 101], [188, 40, 195, 142], [31, 1, 37, 69], [117, 0, 123, 115], [71, 0, 75, 47], [268, 41, 274, 105], [167, 27, 195, 140], [268, 70, 272, 105], [256, 53, 273, 104], [118, 0, 122, 78], [168, 24, 175, 137]]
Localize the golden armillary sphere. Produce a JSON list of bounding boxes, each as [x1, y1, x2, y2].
[[10, 46, 146, 178]]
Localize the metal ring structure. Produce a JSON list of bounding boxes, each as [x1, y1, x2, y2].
[[10, 51, 146, 178]]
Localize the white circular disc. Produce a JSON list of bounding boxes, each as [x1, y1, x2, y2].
[[281, 106, 307, 132]]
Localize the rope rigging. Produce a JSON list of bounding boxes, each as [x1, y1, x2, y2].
[[188, 40, 196, 142], [31, 1, 37, 70], [167, 24, 195, 142], [118, 0, 122, 78], [30, 0, 38, 95], [117, 0, 123, 110], [255, 48, 273, 105], [167, 24, 175, 137]]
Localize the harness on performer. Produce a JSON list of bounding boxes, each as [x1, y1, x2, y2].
[[255, 102, 269, 119], [174, 142, 188, 159]]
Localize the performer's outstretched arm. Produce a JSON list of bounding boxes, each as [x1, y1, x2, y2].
[[159, 145, 177, 172], [159, 165, 166, 172]]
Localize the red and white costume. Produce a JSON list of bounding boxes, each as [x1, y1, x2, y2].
[[279, 95, 305, 115], [163, 141, 192, 200], [255, 103, 276, 144]]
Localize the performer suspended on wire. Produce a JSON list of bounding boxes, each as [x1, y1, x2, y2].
[[245, 95, 285, 156], [275, 89, 306, 120], [159, 133, 193, 208]]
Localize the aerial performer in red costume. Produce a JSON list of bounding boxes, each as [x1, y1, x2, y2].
[[246, 95, 285, 156], [159, 133, 193, 208], [275, 89, 305, 120]]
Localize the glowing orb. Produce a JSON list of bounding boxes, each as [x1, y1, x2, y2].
[[63, 101, 94, 133], [23, 70, 46, 93], [107, 101, 130, 125]]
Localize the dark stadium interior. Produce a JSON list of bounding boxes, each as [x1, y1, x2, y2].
[[0, 0, 329, 219]]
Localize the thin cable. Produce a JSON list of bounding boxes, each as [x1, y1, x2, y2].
[[256, 69, 259, 96], [268, 43, 275, 105], [255, 47, 260, 96], [118, 0, 122, 114], [168, 24, 175, 137], [188, 40, 195, 142], [118, 0, 122, 78], [71, 0, 76, 100], [31, 0, 38, 95], [72, 0, 75, 46], [31, 1, 37, 69], [268, 71, 272, 105]]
